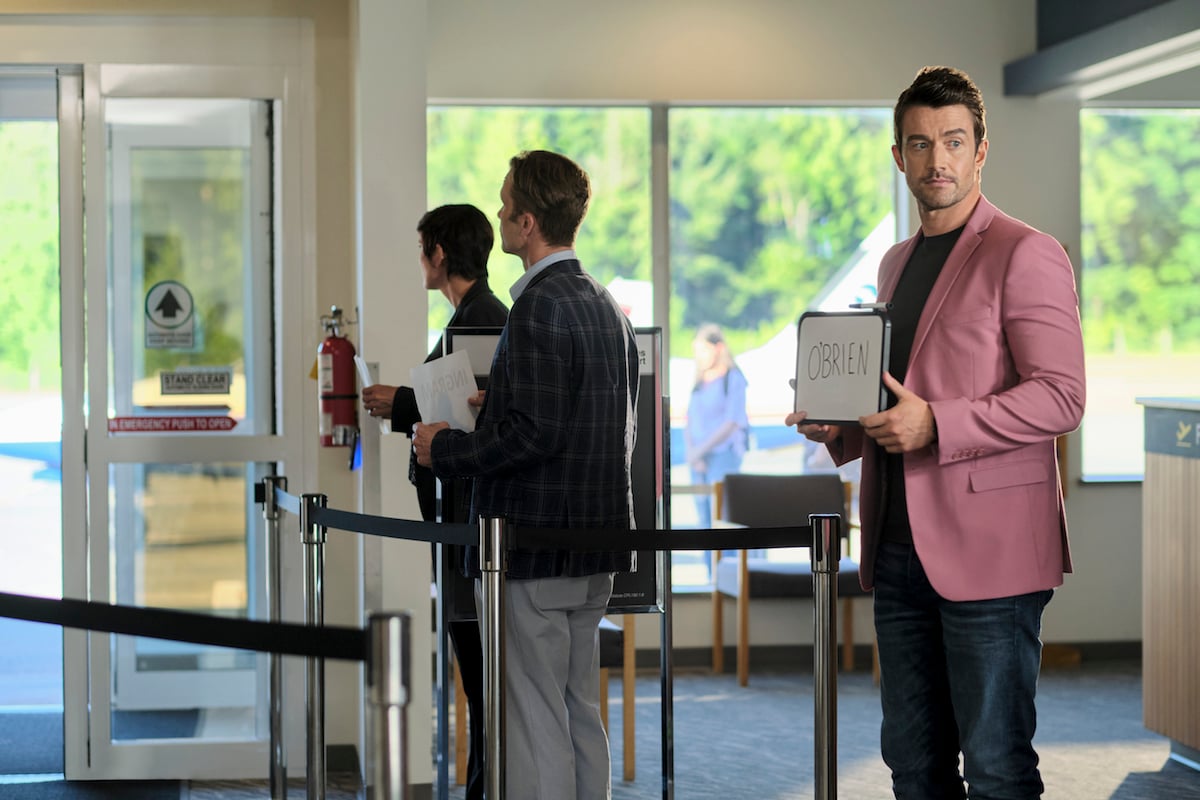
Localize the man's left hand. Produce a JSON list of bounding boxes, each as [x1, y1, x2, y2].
[[860, 372, 937, 454], [413, 421, 450, 467]]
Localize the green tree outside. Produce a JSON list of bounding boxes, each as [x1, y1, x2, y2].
[[1082, 110, 1200, 354], [0, 121, 59, 391], [669, 107, 893, 357], [427, 106, 895, 361], [13, 107, 1200, 404], [427, 106, 652, 339]]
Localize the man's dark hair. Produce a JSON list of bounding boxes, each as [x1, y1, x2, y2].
[[893, 66, 987, 151], [507, 150, 591, 247], [417, 204, 494, 281]]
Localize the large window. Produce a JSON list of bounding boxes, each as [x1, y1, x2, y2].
[[666, 107, 896, 583], [1080, 109, 1200, 480], [426, 105, 898, 587], [427, 106, 652, 336]]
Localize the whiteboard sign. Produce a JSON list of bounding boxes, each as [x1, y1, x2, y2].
[[444, 326, 503, 386], [793, 310, 891, 424]]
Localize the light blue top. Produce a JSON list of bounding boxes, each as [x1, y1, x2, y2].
[[686, 367, 750, 457]]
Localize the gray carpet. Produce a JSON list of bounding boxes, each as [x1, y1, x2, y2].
[[0, 710, 198, 777], [0, 780, 179, 799], [0, 712, 62, 775], [437, 659, 1200, 799], [110, 710, 199, 741], [601, 661, 1200, 800], [4, 660, 1198, 798]]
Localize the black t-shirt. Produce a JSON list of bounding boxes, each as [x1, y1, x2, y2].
[[881, 225, 963, 544]]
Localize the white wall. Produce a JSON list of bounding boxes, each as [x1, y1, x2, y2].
[[420, 0, 1150, 648], [351, 0, 432, 782]]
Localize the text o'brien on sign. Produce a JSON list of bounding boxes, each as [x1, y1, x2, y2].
[[107, 416, 238, 433], [793, 310, 892, 424]]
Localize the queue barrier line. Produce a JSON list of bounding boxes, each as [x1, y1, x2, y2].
[[0, 590, 413, 800], [285, 483, 811, 552], [507, 523, 811, 552], [0, 590, 367, 661], [262, 475, 287, 800], [266, 482, 841, 800], [311, 503, 476, 547]]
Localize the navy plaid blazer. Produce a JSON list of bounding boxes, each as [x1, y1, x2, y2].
[[429, 259, 639, 579]]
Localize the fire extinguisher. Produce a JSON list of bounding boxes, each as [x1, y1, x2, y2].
[[318, 305, 359, 447]]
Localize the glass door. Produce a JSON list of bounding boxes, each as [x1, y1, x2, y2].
[[66, 64, 305, 780], [0, 73, 65, 782], [106, 98, 270, 715]]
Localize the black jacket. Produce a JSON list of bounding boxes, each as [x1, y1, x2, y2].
[[390, 279, 509, 521]]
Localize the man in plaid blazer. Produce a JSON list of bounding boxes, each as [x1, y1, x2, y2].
[[416, 149, 639, 800]]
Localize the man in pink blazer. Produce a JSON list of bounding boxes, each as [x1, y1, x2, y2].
[[787, 66, 1085, 799]]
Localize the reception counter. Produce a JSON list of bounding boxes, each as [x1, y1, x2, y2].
[[1138, 397, 1200, 770]]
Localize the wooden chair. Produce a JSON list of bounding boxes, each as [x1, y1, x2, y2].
[[598, 615, 637, 782], [711, 473, 875, 687], [454, 615, 638, 784]]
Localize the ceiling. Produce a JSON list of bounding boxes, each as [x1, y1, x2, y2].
[[1004, 0, 1200, 101]]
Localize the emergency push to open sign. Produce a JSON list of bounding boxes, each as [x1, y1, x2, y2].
[[793, 309, 892, 425]]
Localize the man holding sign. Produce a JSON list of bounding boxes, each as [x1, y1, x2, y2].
[[787, 66, 1085, 799]]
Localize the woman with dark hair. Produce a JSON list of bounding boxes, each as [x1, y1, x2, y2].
[[361, 203, 506, 800]]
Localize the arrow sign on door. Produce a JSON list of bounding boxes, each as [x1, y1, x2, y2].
[[155, 289, 185, 320], [145, 280, 195, 350]]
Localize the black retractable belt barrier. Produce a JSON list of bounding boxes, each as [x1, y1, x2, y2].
[[302, 493, 329, 800], [262, 475, 288, 800], [811, 514, 841, 800], [479, 517, 506, 800], [368, 612, 412, 800], [509, 523, 811, 552], [255, 480, 841, 800], [478, 515, 839, 800], [0, 592, 413, 800], [267, 482, 472, 800], [0, 590, 366, 660], [312, 504, 475, 547]]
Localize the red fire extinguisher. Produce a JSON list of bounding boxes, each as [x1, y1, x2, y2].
[[318, 306, 359, 447]]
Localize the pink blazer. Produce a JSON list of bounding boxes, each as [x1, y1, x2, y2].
[[830, 196, 1085, 601]]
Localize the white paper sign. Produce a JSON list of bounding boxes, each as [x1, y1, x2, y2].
[[353, 355, 391, 435], [410, 348, 479, 432]]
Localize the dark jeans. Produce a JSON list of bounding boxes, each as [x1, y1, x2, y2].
[[873, 541, 1052, 800]]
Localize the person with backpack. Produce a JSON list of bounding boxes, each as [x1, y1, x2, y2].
[[686, 323, 750, 529]]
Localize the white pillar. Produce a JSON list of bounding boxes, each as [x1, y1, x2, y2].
[[352, 0, 431, 792]]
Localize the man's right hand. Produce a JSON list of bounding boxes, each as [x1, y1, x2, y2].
[[362, 384, 397, 418], [784, 410, 841, 445], [413, 421, 450, 467]]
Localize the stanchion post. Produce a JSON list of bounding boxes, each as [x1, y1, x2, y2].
[[810, 513, 840, 800], [301, 493, 328, 800], [263, 475, 289, 800], [368, 612, 411, 800], [479, 516, 506, 800]]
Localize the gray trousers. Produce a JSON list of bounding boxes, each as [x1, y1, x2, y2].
[[486, 573, 615, 800]]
